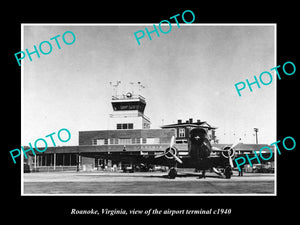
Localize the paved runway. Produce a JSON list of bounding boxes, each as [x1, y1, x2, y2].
[[23, 171, 275, 195]]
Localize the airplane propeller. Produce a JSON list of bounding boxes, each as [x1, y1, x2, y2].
[[169, 149, 183, 164], [155, 136, 183, 164], [170, 135, 175, 148], [230, 141, 240, 150], [229, 154, 234, 168], [224, 142, 240, 168], [213, 142, 241, 168]]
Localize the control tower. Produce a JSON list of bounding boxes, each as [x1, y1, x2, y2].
[[108, 82, 151, 130]]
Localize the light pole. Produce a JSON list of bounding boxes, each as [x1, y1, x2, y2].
[[254, 128, 259, 144]]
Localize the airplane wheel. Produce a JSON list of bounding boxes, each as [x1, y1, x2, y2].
[[168, 168, 177, 179], [224, 166, 232, 179]]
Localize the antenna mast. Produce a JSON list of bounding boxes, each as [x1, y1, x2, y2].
[[109, 81, 121, 97], [137, 81, 145, 95]]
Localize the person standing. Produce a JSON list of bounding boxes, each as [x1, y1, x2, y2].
[[238, 164, 244, 176]]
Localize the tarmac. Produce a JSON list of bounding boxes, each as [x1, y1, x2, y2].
[[23, 170, 275, 195]]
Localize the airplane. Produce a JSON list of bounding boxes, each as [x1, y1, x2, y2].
[[99, 126, 274, 179], [153, 127, 239, 179]]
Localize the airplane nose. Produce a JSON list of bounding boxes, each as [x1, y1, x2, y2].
[[190, 128, 207, 142], [189, 128, 211, 159]]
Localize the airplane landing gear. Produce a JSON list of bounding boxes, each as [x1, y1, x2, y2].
[[168, 167, 177, 179], [224, 166, 233, 179], [198, 170, 206, 179]]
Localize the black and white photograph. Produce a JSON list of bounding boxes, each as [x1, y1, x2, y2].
[[21, 24, 276, 195], [4, 5, 298, 221]]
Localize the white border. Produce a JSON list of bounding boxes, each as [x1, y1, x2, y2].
[[21, 23, 277, 196], [21, 24, 24, 195]]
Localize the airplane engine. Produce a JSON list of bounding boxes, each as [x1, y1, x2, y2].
[[155, 136, 183, 164], [164, 147, 178, 160], [221, 146, 236, 159]]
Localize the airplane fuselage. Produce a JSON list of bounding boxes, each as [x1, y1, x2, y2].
[[172, 127, 231, 177], [189, 127, 212, 160]]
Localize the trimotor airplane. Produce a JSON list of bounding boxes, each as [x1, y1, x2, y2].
[[100, 126, 274, 179]]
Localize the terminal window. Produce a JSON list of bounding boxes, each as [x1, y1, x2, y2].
[[146, 138, 160, 144], [132, 138, 141, 144], [110, 138, 119, 144], [179, 128, 185, 137], [92, 139, 108, 145], [55, 153, 77, 166], [119, 138, 132, 144]]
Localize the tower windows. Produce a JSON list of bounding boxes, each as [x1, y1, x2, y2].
[[116, 123, 134, 129]]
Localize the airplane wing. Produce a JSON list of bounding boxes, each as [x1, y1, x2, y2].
[[211, 143, 275, 169], [77, 144, 183, 167], [212, 143, 275, 153]]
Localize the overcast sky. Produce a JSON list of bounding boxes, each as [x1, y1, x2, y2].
[[22, 24, 275, 146]]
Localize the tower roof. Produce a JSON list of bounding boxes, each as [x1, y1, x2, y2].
[[111, 93, 146, 113]]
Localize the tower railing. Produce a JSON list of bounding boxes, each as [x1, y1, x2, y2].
[[112, 94, 145, 101]]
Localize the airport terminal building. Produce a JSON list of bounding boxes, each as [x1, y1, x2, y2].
[[25, 90, 273, 173], [26, 92, 216, 172]]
